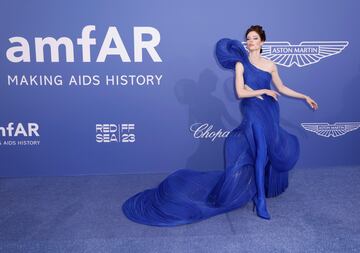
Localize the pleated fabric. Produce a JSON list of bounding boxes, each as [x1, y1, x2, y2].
[[122, 38, 300, 226]]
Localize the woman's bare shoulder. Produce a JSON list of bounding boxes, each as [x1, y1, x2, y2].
[[262, 57, 275, 66], [235, 61, 244, 66], [235, 61, 244, 70], [262, 58, 277, 72]]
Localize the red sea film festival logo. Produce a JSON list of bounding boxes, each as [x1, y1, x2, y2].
[[0, 122, 40, 146], [96, 123, 135, 143]]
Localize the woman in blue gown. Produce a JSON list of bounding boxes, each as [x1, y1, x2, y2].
[[122, 25, 319, 226]]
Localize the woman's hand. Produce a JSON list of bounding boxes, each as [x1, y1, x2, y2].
[[263, 89, 281, 101], [304, 96, 319, 110], [244, 85, 264, 100]]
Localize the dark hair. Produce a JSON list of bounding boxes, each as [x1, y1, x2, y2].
[[245, 25, 266, 54]]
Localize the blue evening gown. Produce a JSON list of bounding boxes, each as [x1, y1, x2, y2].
[[122, 38, 300, 226]]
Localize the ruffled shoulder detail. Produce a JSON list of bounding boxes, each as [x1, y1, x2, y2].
[[215, 38, 249, 70]]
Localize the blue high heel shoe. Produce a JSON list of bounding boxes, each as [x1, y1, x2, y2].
[[252, 196, 271, 220]]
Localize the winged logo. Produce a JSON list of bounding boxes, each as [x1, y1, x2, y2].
[[301, 122, 360, 137], [242, 41, 349, 67]]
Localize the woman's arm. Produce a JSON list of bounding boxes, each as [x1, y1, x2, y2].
[[270, 63, 307, 99], [244, 85, 264, 100], [270, 62, 319, 109]]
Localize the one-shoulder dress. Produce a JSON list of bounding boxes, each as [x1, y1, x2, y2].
[[122, 38, 300, 226]]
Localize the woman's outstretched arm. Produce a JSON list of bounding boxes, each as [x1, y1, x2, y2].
[[270, 62, 319, 110]]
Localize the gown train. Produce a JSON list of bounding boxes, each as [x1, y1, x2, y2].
[[122, 38, 300, 226]]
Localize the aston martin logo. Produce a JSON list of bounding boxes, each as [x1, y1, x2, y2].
[[243, 41, 349, 67], [301, 122, 360, 137]]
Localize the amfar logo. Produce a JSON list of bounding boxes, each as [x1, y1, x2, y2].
[[301, 122, 360, 137], [6, 25, 162, 63], [0, 122, 40, 146], [242, 41, 349, 67], [96, 123, 135, 143], [0, 122, 39, 137], [190, 123, 230, 141]]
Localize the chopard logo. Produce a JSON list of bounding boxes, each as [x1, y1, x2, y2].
[[243, 41, 349, 67], [301, 122, 360, 137], [190, 123, 230, 141]]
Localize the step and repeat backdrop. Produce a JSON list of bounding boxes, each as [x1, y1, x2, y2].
[[1, 0, 359, 177]]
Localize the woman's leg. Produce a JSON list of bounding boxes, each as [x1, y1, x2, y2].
[[252, 123, 271, 219]]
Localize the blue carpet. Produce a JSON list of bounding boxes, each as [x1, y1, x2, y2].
[[1, 166, 359, 253]]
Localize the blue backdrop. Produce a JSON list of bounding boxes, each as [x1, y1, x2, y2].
[[1, 0, 359, 177]]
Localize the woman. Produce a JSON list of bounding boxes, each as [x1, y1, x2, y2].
[[122, 25, 318, 226], [233, 25, 318, 219]]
